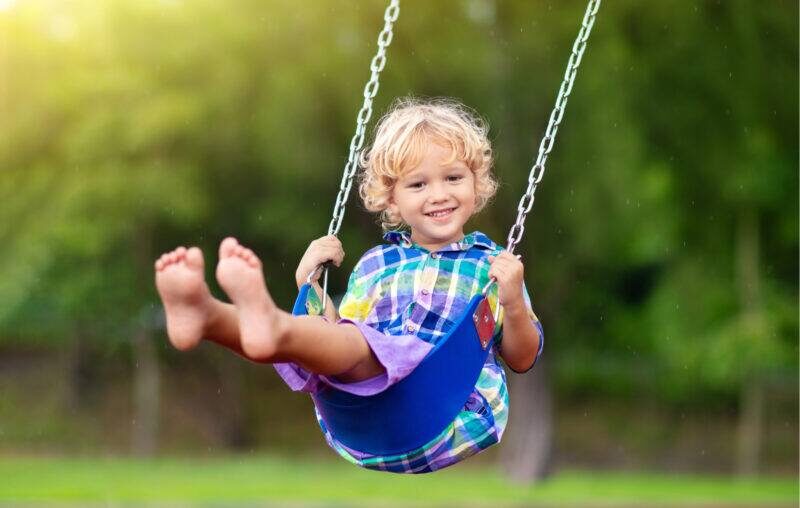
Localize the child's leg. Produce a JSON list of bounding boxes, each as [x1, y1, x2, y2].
[[216, 238, 385, 383], [155, 246, 249, 357]]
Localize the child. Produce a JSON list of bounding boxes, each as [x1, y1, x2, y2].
[[154, 97, 543, 473]]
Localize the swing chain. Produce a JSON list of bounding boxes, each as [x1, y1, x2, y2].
[[328, 0, 400, 239], [505, 0, 601, 254], [319, 0, 400, 310]]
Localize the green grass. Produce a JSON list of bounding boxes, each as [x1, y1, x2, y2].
[[1, 455, 796, 506]]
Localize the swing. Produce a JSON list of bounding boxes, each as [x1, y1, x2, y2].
[[290, 0, 601, 456]]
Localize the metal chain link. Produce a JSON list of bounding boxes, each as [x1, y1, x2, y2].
[[318, 0, 400, 309], [505, 0, 601, 254], [327, 0, 400, 238]]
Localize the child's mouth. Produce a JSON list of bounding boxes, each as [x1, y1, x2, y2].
[[425, 207, 456, 219]]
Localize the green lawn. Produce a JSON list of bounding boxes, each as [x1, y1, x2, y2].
[[1, 455, 796, 506]]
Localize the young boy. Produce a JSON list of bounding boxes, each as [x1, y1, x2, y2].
[[155, 97, 543, 472]]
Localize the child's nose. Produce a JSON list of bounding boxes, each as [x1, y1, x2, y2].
[[428, 182, 449, 202]]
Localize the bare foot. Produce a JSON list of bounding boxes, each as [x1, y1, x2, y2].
[[154, 246, 213, 351], [215, 237, 284, 360]]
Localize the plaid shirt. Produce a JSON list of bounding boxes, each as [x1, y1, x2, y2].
[[316, 230, 543, 473]]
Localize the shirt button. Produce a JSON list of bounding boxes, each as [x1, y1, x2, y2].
[[421, 289, 429, 295], [407, 324, 416, 333], [431, 253, 439, 259]]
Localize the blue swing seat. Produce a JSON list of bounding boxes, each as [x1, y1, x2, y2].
[[291, 283, 495, 456]]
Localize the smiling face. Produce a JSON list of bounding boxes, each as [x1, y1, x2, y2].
[[388, 140, 477, 252]]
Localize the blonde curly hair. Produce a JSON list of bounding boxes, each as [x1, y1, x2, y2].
[[358, 97, 497, 230]]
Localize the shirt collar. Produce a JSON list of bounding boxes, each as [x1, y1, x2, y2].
[[383, 230, 497, 252]]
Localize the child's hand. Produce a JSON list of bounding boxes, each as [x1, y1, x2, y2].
[[295, 235, 345, 288], [487, 251, 526, 309]]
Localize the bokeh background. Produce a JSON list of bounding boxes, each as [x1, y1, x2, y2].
[[0, 0, 797, 505]]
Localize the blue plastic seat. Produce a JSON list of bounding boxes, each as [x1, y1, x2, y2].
[[291, 283, 495, 456]]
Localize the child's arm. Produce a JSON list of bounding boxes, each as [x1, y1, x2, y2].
[[295, 234, 344, 322], [487, 251, 542, 373]]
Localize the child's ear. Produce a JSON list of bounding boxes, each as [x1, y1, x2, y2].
[[384, 202, 400, 225]]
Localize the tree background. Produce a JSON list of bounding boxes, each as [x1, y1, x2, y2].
[[0, 0, 796, 479]]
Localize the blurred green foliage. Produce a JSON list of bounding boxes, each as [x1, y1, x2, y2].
[[0, 0, 796, 407]]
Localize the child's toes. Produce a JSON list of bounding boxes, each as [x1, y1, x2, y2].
[[157, 254, 172, 270], [185, 247, 204, 270], [242, 250, 260, 268], [219, 237, 239, 258], [175, 246, 187, 258]]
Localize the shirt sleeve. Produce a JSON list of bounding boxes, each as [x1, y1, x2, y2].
[[338, 251, 377, 322], [488, 280, 544, 373]]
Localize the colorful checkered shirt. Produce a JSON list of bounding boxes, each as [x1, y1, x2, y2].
[[316, 230, 544, 473]]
